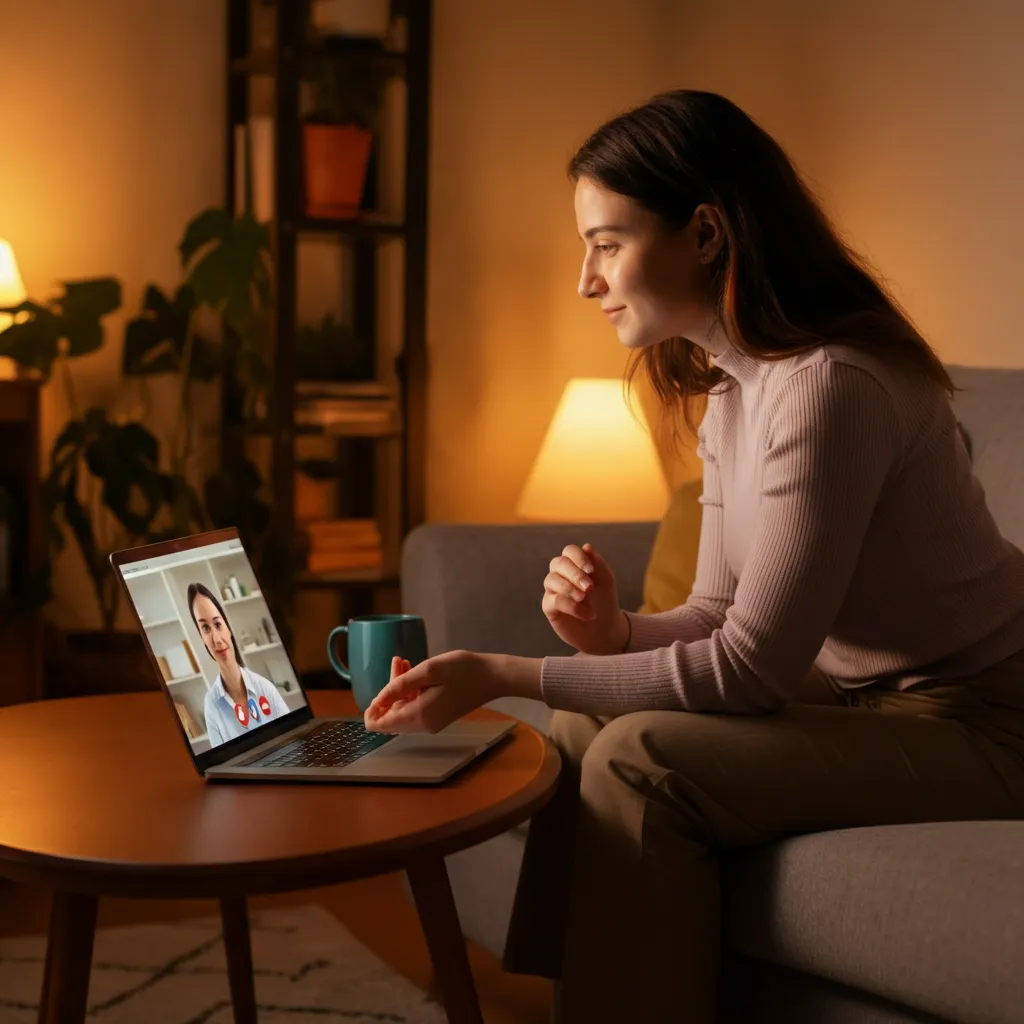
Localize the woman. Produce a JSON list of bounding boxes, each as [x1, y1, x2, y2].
[[188, 582, 289, 748], [364, 91, 1024, 1022]]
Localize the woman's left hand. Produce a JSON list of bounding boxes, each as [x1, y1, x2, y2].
[[364, 650, 496, 734]]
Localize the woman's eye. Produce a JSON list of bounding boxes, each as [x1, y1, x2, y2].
[[594, 244, 618, 254]]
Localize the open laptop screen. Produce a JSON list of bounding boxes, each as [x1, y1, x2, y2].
[[113, 530, 310, 762]]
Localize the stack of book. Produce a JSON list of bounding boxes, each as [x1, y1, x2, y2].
[[295, 380, 400, 435], [300, 518, 384, 574]]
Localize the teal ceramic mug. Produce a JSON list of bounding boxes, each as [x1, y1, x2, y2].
[[327, 614, 429, 711]]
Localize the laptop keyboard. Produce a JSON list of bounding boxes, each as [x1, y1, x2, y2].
[[237, 720, 397, 770]]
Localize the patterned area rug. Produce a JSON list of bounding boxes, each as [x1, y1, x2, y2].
[[0, 903, 447, 1023]]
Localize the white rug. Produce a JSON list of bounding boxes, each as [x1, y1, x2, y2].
[[0, 903, 448, 1023]]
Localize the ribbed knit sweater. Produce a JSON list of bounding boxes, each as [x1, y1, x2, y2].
[[540, 344, 1024, 715]]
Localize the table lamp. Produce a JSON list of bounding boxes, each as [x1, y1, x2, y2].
[[0, 239, 27, 380], [516, 377, 670, 522]]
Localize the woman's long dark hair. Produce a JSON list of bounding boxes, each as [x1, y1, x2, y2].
[[187, 582, 245, 669], [569, 90, 953, 439]]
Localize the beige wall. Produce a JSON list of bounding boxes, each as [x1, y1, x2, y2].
[[427, 0, 686, 525], [427, 0, 1024, 527], [0, 0, 225, 628], [660, 0, 1024, 372]]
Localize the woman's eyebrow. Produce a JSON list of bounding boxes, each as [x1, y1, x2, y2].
[[580, 224, 628, 240]]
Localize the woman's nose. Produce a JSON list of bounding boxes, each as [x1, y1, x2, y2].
[[578, 260, 607, 300]]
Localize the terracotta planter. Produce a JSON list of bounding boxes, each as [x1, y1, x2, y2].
[[303, 123, 373, 219], [312, 0, 391, 38], [44, 624, 156, 699]]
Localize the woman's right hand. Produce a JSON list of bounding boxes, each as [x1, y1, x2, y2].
[[542, 543, 629, 656]]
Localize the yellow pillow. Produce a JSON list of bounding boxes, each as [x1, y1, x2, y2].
[[638, 477, 704, 614]]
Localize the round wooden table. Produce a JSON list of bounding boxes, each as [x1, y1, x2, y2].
[[0, 690, 560, 1024]]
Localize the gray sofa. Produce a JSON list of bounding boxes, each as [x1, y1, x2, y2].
[[400, 365, 1024, 1024]]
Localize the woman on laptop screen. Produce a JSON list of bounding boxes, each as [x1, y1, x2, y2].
[[187, 582, 289, 748]]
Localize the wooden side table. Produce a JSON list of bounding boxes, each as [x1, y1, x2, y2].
[[0, 690, 560, 1023]]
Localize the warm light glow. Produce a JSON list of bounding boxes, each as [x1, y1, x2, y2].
[[0, 240, 26, 379], [0, 239, 27, 333], [516, 378, 670, 522]]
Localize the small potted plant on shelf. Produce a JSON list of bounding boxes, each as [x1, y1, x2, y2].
[[302, 54, 391, 218], [296, 314, 373, 380], [310, 0, 392, 39]]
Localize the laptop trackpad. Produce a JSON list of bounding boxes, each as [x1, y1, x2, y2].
[[349, 721, 512, 777], [375, 731, 488, 760]]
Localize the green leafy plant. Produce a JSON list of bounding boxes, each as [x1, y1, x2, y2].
[[0, 208, 277, 631], [167, 209, 292, 631], [0, 278, 120, 379], [303, 54, 392, 129], [119, 208, 285, 628], [0, 276, 189, 628]]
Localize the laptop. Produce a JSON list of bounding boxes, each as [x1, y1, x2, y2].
[[110, 528, 516, 783]]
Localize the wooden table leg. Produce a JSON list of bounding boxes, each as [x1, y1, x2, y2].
[[220, 895, 257, 1024], [38, 891, 97, 1024], [406, 857, 483, 1024]]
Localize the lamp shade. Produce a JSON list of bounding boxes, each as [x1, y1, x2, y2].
[[0, 239, 27, 333], [516, 378, 670, 522]]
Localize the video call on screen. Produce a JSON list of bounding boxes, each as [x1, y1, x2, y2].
[[119, 540, 306, 752]]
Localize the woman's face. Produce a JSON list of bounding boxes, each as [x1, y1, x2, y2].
[[574, 177, 717, 352], [192, 594, 236, 668]]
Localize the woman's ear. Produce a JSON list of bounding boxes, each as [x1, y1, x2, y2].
[[693, 203, 726, 262]]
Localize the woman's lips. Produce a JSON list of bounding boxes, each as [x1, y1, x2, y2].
[[604, 306, 625, 321], [214, 647, 229, 657]]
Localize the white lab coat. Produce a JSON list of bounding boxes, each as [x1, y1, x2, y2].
[[203, 667, 293, 749]]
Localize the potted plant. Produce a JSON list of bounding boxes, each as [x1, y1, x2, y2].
[[0, 208, 277, 696], [0, 276, 194, 693], [310, 0, 392, 39], [296, 313, 373, 380], [302, 54, 391, 218]]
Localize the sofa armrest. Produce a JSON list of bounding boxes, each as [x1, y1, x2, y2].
[[400, 521, 657, 731], [401, 520, 657, 656]]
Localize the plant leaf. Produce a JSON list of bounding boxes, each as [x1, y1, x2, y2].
[[204, 457, 269, 536], [123, 284, 219, 380], [62, 465, 100, 576], [59, 278, 122, 357], [184, 211, 271, 325], [179, 208, 232, 266], [0, 311, 61, 377]]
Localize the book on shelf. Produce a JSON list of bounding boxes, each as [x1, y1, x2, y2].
[[308, 536, 382, 554], [295, 397, 400, 431], [163, 641, 200, 680], [306, 547, 384, 573], [295, 380, 392, 399], [301, 518, 381, 543], [174, 701, 203, 740]]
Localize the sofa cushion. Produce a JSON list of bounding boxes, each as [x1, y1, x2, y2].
[[721, 955, 947, 1023], [723, 820, 1024, 1024], [948, 364, 1024, 551], [638, 477, 703, 614]]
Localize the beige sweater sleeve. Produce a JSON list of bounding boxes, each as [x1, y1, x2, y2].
[[623, 417, 736, 652], [540, 362, 902, 715]]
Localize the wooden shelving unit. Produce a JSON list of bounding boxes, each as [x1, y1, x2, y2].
[[224, 0, 430, 672]]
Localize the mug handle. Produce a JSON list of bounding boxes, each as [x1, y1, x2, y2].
[[326, 626, 351, 683]]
